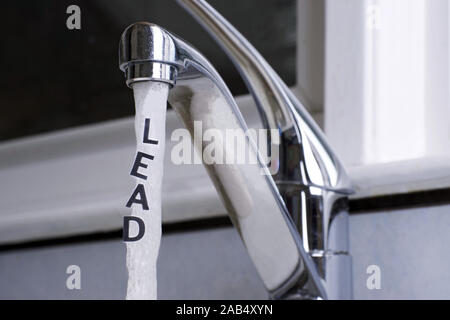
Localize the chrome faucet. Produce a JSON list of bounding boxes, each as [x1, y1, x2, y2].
[[119, 0, 353, 300]]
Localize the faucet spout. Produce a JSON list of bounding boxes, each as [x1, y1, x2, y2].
[[119, 0, 353, 300]]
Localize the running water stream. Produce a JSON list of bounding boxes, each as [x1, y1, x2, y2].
[[126, 81, 169, 300]]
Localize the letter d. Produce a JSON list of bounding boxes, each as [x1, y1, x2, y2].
[[123, 216, 145, 242]]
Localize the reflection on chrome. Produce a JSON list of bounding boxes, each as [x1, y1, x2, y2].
[[119, 0, 354, 300]]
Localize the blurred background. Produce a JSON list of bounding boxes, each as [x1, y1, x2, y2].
[[0, 0, 449, 300], [0, 0, 295, 141]]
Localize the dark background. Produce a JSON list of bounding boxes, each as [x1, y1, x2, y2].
[[0, 0, 296, 142]]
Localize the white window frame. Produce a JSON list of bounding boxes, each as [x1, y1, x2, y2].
[[0, 0, 449, 244]]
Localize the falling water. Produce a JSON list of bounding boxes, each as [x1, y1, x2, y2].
[[126, 81, 169, 300]]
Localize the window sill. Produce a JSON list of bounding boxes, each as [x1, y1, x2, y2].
[[0, 91, 448, 245]]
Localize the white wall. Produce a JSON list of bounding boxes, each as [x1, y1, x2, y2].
[[1, 204, 450, 299], [319, 0, 450, 166]]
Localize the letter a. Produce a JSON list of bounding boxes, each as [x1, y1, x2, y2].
[[366, 265, 381, 290], [66, 5, 81, 30], [126, 184, 149, 210], [66, 265, 81, 290]]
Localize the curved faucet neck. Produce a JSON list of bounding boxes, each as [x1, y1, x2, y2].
[[119, 0, 354, 300]]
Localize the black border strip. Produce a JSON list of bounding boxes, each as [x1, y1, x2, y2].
[[349, 187, 450, 214], [0, 188, 449, 252], [0, 217, 233, 253], [163, 216, 231, 233], [0, 230, 123, 253]]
